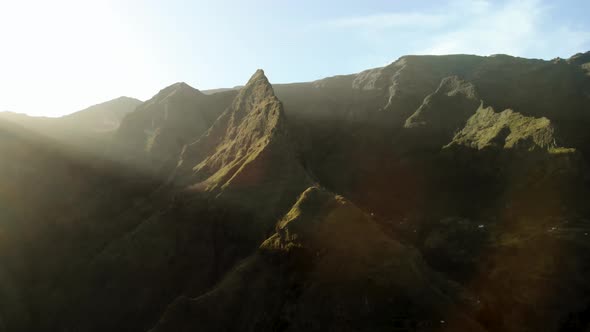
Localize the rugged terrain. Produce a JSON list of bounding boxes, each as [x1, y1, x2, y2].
[[1, 52, 590, 331]]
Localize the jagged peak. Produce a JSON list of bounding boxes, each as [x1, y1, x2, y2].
[[248, 69, 266, 82], [174, 68, 300, 192], [230, 69, 278, 111], [242, 69, 273, 93]]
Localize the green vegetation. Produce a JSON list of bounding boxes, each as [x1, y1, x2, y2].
[[448, 106, 558, 150]]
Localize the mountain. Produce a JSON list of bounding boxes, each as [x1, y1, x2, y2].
[[1, 52, 590, 332], [0, 118, 160, 332], [568, 51, 590, 75], [201, 86, 243, 95], [59, 96, 143, 132], [271, 53, 590, 218], [38, 70, 309, 332], [446, 105, 559, 151], [113, 82, 236, 175], [152, 187, 484, 332], [174, 70, 311, 220], [0, 96, 142, 152]]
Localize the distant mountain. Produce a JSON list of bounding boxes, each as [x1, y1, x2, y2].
[[2, 52, 590, 332], [201, 85, 243, 95], [59, 96, 143, 132], [0, 96, 141, 133], [0, 96, 142, 152]]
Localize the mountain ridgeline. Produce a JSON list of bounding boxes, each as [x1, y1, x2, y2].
[[1, 52, 590, 332], [0, 97, 142, 153]]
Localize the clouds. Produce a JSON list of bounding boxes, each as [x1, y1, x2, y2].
[[320, 0, 590, 59], [420, 0, 590, 57], [321, 12, 448, 29], [422, 0, 542, 55]]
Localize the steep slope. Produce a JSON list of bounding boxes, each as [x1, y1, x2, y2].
[[277, 53, 590, 143], [383, 54, 589, 124], [405, 76, 479, 130], [114, 82, 236, 174], [447, 105, 559, 151], [403, 76, 481, 149], [272, 52, 590, 215], [152, 187, 484, 332], [175, 69, 311, 220], [0, 119, 159, 332], [269, 54, 590, 332], [49, 70, 312, 332]]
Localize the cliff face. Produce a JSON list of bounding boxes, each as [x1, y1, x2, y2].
[[175, 70, 311, 220], [447, 106, 558, 151], [114, 83, 236, 175]]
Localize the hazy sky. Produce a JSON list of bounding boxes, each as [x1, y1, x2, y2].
[[1, 0, 589, 117]]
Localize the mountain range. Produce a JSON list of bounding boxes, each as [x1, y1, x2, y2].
[[1, 51, 590, 332], [0, 96, 142, 153]]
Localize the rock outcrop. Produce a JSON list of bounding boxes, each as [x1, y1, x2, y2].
[[175, 69, 311, 219], [405, 76, 480, 131], [403, 76, 481, 148], [446, 105, 559, 151]]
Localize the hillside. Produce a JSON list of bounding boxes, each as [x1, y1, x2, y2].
[[113, 83, 236, 175], [1, 52, 590, 332], [0, 119, 160, 331], [0, 96, 142, 152], [153, 187, 484, 332], [175, 70, 311, 220]]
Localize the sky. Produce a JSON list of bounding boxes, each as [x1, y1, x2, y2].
[[1, 0, 589, 117]]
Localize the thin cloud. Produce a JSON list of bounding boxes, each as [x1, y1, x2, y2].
[[316, 0, 590, 59], [421, 0, 544, 56], [420, 0, 590, 57], [320, 12, 449, 29]]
